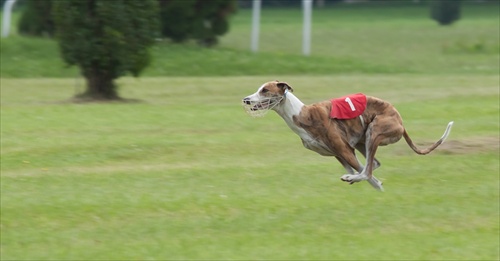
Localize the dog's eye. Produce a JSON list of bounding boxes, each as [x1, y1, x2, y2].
[[261, 88, 268, 93]]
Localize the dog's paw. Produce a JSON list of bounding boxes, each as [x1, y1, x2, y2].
[[340, 174, 366, 184]]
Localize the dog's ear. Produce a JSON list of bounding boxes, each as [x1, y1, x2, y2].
[[276, 82, 294, 93]]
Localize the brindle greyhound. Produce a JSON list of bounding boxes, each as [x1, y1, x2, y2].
[[242, 80, 453, 191]]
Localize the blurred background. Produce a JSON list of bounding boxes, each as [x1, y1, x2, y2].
[[1, 0, 499, 260], [1, 0, 499, 85]]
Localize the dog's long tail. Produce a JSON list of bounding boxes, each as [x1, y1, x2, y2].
[[403, 121, 454, 155]]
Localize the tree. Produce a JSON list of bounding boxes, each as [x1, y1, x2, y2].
[[159, 0, 196, 43], [431, 0, 461, 26], [191, 0, 234, 46], [18, 0, 54, 37], [52, 0, 160, 100], [158, 0, 236, 46]]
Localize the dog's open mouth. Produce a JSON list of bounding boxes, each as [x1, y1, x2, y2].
[[242, 96, 283, 118], [251, 100, 270, 111]]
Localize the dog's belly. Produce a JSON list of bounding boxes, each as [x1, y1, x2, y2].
[[301, 137, 336, 156]]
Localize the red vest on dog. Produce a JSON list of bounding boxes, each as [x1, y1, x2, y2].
[[330, 93, 367, 119]]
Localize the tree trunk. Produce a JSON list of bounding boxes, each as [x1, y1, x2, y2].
[[79, 69, 119, 100]]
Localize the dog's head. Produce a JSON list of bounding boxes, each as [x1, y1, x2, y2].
[[242, 80, 294, 117]]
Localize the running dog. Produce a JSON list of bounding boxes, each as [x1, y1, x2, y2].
[[242, 80, 453, 191]]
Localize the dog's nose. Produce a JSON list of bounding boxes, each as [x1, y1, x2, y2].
[[243, 97, 251, 105]]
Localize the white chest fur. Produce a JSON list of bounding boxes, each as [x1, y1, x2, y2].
[[273, 93, 335, 156]]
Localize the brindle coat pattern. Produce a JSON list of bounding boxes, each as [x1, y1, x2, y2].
[[292, 97, 405, 180], [243, 81, 453, 190]]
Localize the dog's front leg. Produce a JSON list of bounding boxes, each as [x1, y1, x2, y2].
[[341, 128, 374, 184], [341, 125, 384, 191], [340, 165, 384, 191], [354, 144, 384, 191], [336, 151, 383, 191], [335, 156, 358, 175]]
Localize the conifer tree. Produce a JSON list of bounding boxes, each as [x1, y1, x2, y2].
[[53, 0, 160, 100]]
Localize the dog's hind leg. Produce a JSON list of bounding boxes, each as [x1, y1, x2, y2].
[[344, 116, 405, 190], [355, 143, 381, 170], [360, 136, 385, 191], [354, 143, 384, 190], [341, 122, 386, 191]]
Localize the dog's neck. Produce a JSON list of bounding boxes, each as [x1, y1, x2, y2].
[[273, 92, 306, 136]]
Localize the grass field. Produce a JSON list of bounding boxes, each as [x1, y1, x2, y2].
[[1, 3, 499, 261], [2, 75, 499, 260]]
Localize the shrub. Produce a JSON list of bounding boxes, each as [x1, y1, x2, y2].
[[52, 0, 160, 100], [158, 0, 236, 46], [431, 0, 461, 26]]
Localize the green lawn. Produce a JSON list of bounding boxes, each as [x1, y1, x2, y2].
[[221, 4, 500, 74], [1, 75, 499, 260], [1, 3, 499, 260]]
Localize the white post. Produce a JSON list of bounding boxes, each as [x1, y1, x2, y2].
[[302, 0, 312, 56], [250, 0, 261, 53], [2, 0, 17, 38]]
